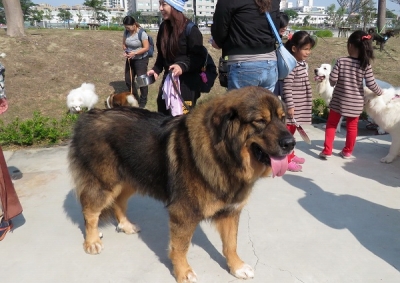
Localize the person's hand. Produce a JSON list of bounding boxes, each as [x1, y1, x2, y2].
[[287, 107, 294, 118], [125, 51, 136, 59], [0, 98, 8, 114], [147, 69, 158, 80], [169, 64, 182, 77]]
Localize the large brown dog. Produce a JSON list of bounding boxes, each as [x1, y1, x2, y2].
[[68, 86, 295, 283]]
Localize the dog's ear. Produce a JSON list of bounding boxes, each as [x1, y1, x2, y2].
[[212, 106, 236, 144]]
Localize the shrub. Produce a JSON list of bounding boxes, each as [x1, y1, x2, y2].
[[0, 111, 78, 146], [315, 30, 333, 38], [312, 98, 329, 120]]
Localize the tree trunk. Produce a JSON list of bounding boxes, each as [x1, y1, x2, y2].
[[3, 0, 26, 37], [377, 0, 386, 33]]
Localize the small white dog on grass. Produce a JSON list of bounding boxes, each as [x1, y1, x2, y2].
[[67, 82, 98, 113], [364, 87, 400, 163], [314, 63, 343, 133]]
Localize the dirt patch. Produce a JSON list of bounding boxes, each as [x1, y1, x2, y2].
[[0, 29, 399, 126]]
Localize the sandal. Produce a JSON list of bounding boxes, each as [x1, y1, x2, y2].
[[288, 161, 302, 172], [292, 156, 305, 164], [0, 219, 13, 241]]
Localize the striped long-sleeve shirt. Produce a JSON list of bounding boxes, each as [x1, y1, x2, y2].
[[329, 56, 383, 117], [282, 61, 312, 125]]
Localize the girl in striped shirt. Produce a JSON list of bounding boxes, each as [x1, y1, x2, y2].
[[282, 31, 315, 172], [319, 30, 383, 159]]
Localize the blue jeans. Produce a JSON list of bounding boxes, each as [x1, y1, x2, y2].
[[227, 60, 278, 92]]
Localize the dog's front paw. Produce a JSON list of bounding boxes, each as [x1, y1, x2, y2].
[[380, 155, 394, 163], [232, 263, 254, 279], [176, 269, 197, 283], [117, 221, 140, 234], [83, 239, 103, 254]]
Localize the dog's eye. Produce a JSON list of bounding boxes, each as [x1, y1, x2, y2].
[[255, 119, 266, 124]]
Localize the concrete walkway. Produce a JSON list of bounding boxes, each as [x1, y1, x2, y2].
[[1, 122, 399, 283]]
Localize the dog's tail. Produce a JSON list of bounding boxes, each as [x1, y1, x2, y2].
[[105, 94, 114, 109]]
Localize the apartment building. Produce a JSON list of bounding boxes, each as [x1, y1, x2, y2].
[[129, 0, 216, 18]]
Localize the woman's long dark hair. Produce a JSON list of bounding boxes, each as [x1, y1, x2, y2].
[[348, 30, 374, 70], [160, 9, 188, 60], [254, 0, 272, 13]]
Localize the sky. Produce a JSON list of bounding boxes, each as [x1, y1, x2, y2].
[[32, 0, 400, 13]]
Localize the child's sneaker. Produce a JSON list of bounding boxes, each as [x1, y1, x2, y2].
[[319, 152, 332, 159], [288, 161, 302, 172], [292, 156, 305, 164], [340, 151, 352, 159]]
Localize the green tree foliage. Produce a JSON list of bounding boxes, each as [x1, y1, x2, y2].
[[83, 0, 106, 23], [20, 0, 36, 21], [284, 9, 298, 22], [29, 9, 43, 26], [57, 9, 73, 29], [359, 0, 377, 31], [0, 2, 5, 24], [327, 4, 346, 27]]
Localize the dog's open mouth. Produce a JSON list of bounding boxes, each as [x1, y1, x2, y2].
[[314, 75, 325, 82], [251, 143, 288, 177]]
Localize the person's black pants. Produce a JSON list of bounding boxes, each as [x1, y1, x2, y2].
[[125, 57, 149, 108]]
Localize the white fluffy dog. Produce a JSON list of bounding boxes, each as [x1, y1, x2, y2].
[[314, 63, 342, 133], [364, 87, 400, 163], [67, 83, 98, 113]]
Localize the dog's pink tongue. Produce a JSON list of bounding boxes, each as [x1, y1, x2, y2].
[[270, 156, 288, 177]]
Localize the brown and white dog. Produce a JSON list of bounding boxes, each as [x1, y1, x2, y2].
[[104, 91, 139, 109]]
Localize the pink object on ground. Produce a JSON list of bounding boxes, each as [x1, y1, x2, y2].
[[0, 98, 8, 114]]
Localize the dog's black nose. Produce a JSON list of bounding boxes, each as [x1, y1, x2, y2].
[[279, 136, 296, 151]]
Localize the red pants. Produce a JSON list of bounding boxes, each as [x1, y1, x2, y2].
[[286, 124, 297, 162], [322, 109, 359, 155]]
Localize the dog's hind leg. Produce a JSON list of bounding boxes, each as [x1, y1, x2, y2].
[[168, 214, 199, 283], [214, 211, 254, 280], [114, 184, 140, 234]]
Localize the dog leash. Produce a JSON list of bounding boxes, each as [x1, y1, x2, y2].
[[128, 59, 140, 100], [168, 70, 190, 113]]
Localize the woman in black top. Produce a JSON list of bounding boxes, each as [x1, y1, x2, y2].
[[211, 0, 281, 92], [147, 0, 206, 115]]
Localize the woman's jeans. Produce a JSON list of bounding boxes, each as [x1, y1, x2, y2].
[[227, 60, 278, 92]]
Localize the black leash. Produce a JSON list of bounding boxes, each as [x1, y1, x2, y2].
[[168, 70, 190, 112]]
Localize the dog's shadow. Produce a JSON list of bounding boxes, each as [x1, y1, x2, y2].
[[283, 174, 400, 271], [109, 81, 128, 94], [63, 189, 227, 273]]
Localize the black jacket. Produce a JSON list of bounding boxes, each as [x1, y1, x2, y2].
[[211, 0, 281, 57], [153, 20, 206, 92]]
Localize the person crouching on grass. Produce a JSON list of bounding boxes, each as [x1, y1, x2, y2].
[[281, 31, 315, 172]]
